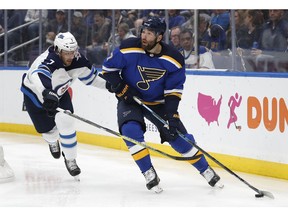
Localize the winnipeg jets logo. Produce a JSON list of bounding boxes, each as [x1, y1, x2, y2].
[[56, 80, 72, 96], [136, 66, 166, 90], [58, 34, 65, 39]]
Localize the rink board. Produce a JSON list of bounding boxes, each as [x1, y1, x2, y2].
[[0, 68, 288, 180]]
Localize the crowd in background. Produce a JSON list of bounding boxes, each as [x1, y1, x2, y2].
[[1, 9, 288, 72]]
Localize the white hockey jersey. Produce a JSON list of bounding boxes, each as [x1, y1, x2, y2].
[[21, 46, 105, 108]]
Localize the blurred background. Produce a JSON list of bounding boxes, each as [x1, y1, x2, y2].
[[1, 9, 288, 72]]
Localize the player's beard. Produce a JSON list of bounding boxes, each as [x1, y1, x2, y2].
[[62, 60, 72, 67], [141, 38, 158, 52], [60, 56, 73, 67]]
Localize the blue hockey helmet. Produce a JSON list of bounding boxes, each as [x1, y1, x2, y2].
[[141, 16, 167, 35]]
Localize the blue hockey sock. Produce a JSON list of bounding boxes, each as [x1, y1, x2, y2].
[[121, 121, 152, 173], [169, 135, 192, 154], [192, 153, 209, 173], [170, 133, 208, 173]]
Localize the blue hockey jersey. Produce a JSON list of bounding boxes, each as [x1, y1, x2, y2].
[[102, 37, 186, 104]]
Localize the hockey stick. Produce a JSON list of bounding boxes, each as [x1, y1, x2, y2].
[[133, 96, 274, 199], [56, 108, 201, 161]]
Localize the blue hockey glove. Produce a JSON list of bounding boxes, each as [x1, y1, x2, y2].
[[42, 89, 59, 115], [163, 113, 180, 141]]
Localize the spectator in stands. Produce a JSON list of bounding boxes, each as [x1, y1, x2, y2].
[[208, 24, 227, 52], [251, 10, 288, 57], [85, 11, 112, 66], [179, 28, 215, 69], [180, 10, 193, 22], [169, 26, 182, 51], [23, 10, 48, 63], [139, 10, 163, 20], [108, 22, 136, 48], [235, 10, 264, 52], [70, 11, 87, 50], [79, 10, 95, 50], [89, 11, 112, 45], [127, 10, 138, 25], [181, 14, 194, 30], [45, 10, 68, 50], [250, 10, 288, 72], [0, 10, 26, 62], [231, 10, 264, 72], [225, 10, 247, 49], [197, 13, 211, 47], [210, 10, 230, 32], [180, 13, 211, 49], [86, 22, 134, 66], [204, 11, 230, 54], [81, 10, 94, 27], [24, 9, 48, 40], [168, 10, 186, 29], [133, 18, 144, 36], [116, 10, 137, 29]]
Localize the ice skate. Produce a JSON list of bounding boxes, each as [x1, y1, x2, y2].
[[0, 146, 15, 183], [63, 152, 81, 180], [0, 160, 15, 183], [48, 140, 61, 159], [143, 166, 163, 193], [201, 166, 223, 188]]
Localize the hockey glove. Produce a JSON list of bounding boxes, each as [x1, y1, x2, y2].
[[42, 89, 59, 116], [113, 82, 138, 104], [163, 113, 180, 141], [105, 81, 115, 93]]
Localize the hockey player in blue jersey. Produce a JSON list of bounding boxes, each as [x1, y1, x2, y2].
[[21, 32, 105, 180], [101, 17, 222, 192]]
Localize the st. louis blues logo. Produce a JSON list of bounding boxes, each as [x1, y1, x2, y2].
[[136, 66, 166, 90]]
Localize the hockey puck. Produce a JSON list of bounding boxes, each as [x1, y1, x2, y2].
[[255, 193, 264, 198]]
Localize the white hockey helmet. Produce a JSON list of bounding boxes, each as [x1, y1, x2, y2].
[[54, 32, 78, 52]]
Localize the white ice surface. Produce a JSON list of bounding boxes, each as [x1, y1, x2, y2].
[[0, 132, 287, 215]]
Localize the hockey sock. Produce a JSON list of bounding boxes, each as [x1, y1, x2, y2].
[[169, 133, 194, 154], [190, 151, 209, 173], [121, 121, 152, 173], [170, 133, 208, 173], [59, 132, 77, 159], [55, 112, 77, 159]]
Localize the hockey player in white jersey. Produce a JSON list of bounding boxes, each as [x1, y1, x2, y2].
[[21, 32, 105, 180]]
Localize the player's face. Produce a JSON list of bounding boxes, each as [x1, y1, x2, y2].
[[60, 50, 76, 66], [141, 28, 159, 51]]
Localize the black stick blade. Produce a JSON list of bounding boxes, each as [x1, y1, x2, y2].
[[255, 191, 274, 199]]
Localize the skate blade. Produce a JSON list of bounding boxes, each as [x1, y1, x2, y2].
[[151, 185, 163, 193], [215, 181, 224, 189], [73, 175, 80, 181]]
